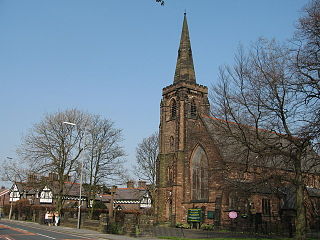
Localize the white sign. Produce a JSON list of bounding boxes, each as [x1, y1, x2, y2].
[[228, 211, 238, 219]]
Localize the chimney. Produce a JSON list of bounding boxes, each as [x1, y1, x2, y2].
[[27, 174, 38, 183], [127, 180, 135, 188], [138, 181, 147, 189], [48, 172, 58, 181]]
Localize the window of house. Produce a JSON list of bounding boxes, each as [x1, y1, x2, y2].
[[262, 198, 271, 215], [191, 146, 208, 201], [170, 99, 177, 119]]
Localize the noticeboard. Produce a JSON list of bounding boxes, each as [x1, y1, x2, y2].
[[187, 208, 202, 222], [207, 211, 215, 219]]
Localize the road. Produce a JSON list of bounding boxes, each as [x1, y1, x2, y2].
[[0, 220, 100, 240], [0, 220, 160, 240]]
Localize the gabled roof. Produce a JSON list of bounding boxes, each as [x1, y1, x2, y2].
[[114, 188, 148, 200], [10, 181, 85, 197], [201, 115, 320, 172], [42, 182, 85, 197], [99, 188, 149, 202], [13, 182, 41, 194]]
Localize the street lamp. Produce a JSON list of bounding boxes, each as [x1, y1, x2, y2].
[[7, 157, 15, 220], [63, 121, 84, 229]]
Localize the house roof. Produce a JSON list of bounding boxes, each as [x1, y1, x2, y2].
[[43, 182, 84, 197], [114, 188, 148, 200], [11, 181, 85, 197], [0, 189, 9, 197], [99, 188, 149, 202]]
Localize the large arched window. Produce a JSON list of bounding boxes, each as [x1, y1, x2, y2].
[[170, 99, 177, 119], [191, 146, 209, 201]]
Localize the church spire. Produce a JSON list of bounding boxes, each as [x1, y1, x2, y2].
[[174, 13, 196, 84]]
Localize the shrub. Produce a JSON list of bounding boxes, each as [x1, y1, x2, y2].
[[200, 223, 214, 230], [107, 222, 123, 234], [176, 222, 190, 229]]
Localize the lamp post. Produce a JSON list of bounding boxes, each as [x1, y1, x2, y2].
[[7, 157, 14, 220], [8, 187, 13, 220], [63, 121, 84, 229]]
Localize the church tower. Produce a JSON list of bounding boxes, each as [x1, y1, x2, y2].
[[156, 14, 210, 224]]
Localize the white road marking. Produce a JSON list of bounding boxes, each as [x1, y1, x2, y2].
[[36, 233, 56, 239], [1, 222, 93, 239]]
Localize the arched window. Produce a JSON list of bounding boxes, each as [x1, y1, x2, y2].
[[170, 99, 177, 119], [190, 99, 197, 118], [191, 146, 209, 201]]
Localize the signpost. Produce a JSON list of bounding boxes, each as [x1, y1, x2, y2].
[[187, 208, 202, 222], [228, 211, 238, 231]]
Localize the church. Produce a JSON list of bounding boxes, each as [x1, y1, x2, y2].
[[155, 14, 320, 230]]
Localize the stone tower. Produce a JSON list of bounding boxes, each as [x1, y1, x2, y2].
[[156, 14, 210, 224]]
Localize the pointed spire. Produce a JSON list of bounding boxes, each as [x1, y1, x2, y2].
[[174, 13, 196, 84]]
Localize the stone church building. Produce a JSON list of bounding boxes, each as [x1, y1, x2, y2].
[[156, 14, 320, 229]]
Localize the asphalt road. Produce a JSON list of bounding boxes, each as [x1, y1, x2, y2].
[[0, 220, 98, 240], [0, 220, 160, 240]]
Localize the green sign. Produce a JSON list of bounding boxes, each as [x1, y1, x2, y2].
[[187, 208, 202, 222], [207, 211, 215, 219]]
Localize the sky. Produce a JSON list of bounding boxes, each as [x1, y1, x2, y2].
[[0, 0, 309, 187]]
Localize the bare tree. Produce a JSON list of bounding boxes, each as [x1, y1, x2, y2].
[[211, 39, 320, 240], [155, 0, 165, 5], [84, 115, 125, 218], [17, 109, 89, 214], [134, 132, 159, 186], [1, 158, 28, 183], [292, 0, 320, 146], [294, 0, 320, 100]]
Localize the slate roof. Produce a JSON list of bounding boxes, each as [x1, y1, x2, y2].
[[12, 181, 85, 197], [99, 188, 149, 202], [114, 188, 148, 200], [201, 115, 320, 172], [43, 182, 85, 197]]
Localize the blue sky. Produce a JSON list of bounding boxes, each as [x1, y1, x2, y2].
[[0, 0, 308, 186]]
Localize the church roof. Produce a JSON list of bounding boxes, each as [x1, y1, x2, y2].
[[174, 13, 196, 84], [201, 115, 320, 172]]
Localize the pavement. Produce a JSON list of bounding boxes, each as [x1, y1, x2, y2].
[[4, 218, 320, 239], [1, 219, 160, 240]]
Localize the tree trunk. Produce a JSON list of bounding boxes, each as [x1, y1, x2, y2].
[[295, 174, 306, 240], [56, 181, 64, 215]]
